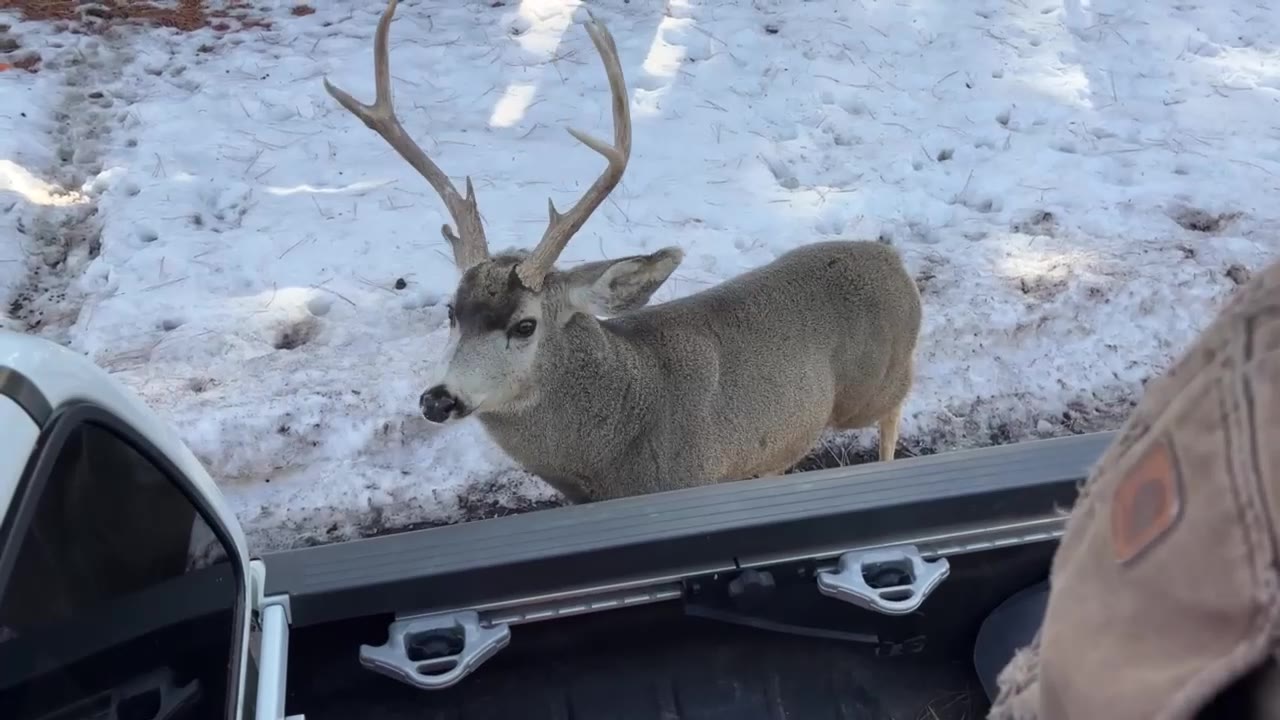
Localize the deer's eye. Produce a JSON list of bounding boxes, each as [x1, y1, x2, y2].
[[511, 319, 537, 339]]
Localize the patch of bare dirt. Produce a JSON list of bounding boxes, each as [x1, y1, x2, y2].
[[455, 478, 567, 522], [1170, 205, 1242, 234], [0, 0, 272, 33]]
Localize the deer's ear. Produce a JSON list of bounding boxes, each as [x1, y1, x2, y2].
[[558, 246, 684, 317]]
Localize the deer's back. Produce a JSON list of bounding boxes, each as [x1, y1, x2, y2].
[[610, 240, 919, 360]]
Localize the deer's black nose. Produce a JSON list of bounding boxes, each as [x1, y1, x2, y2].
[[420, 385, 459, 423]]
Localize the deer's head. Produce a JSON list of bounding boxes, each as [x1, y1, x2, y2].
[[324, 0, 683, 423], [423, 245, 682, 422]]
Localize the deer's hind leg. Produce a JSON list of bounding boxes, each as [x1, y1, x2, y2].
[[878, 402, 902, 462]]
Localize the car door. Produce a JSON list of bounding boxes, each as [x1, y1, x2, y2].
[[0, 396, 254, 720]]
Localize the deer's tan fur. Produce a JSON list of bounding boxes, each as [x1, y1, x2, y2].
[[326, 0, 923, 502]]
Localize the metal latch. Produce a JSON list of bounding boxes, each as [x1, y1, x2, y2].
[[359, 610, 510, 690], [815, 544, 950, 616]]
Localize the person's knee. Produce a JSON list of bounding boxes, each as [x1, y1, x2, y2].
[[987, 256, 1280, 720]]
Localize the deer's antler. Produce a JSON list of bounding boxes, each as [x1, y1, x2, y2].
[[514, 11, 632, 291], [322, 0, 489, 271]]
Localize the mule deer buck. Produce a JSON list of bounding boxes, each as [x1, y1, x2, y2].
[[325, 0, 923, 503]]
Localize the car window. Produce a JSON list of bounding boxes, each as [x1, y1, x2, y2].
[[0, 419, 242, 720]]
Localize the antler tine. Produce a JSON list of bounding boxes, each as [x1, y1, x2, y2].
[[322, 0, 489, 271], [515, 11, 632, 291]]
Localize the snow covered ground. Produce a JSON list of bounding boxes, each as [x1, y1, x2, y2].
[[2, 0, 1279, 551]]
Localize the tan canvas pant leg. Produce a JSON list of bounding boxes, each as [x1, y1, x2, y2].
[[989, 257, 1280, 720]]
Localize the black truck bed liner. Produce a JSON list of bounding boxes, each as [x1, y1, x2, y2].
[[284, 541, 1056, 719], [290, 617, 985, 719]]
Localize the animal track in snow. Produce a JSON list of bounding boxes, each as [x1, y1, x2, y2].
[[760, 151, 800, 190], [7, 30, 133, 339], [1050, 139, 1078, 154], [1105, 157, 1138, 187], [1226, 263, 1251, 285], [813, 207, 848, 236], [273, 317, 320, 350], [952, 189, 1004, 214], [193, 184, 254, 233], [87, 90, 113, 108], [1012, 209, 1058, 236]]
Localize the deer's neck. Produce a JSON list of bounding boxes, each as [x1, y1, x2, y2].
[[474, 315, 655, 497]]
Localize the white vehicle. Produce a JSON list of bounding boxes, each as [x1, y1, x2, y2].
[[0, 329, 1105, 719]]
